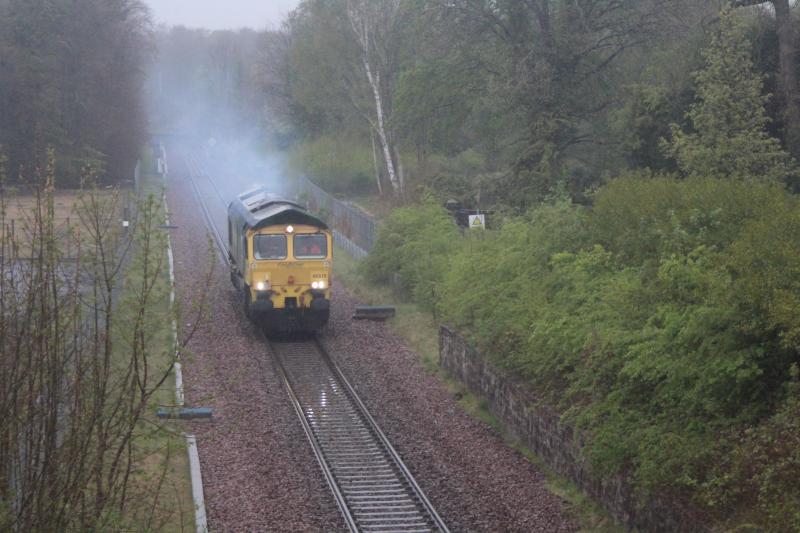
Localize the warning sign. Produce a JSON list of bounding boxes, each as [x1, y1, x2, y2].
[[468, 214, 485, 229]]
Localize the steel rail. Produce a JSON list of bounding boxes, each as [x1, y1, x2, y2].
[[315, 341, 449, 532], [269, 338, 360, 532], [184, 152, 359, 530], [184, 151, 448, 532], [269, 339, 448, 533], [184, 153, 228, 265]]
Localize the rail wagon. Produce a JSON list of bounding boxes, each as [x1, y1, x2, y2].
[[228, 187, 331, 331]]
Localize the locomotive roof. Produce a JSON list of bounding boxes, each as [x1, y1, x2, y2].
[[228, 187, 328, 232]]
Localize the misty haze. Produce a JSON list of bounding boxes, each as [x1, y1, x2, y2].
[[2, 1, 800, 532]]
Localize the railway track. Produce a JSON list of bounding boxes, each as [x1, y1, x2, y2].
[[182, 150, 449, 532]]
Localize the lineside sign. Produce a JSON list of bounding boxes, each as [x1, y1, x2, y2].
[[468, 214, 485, 229]]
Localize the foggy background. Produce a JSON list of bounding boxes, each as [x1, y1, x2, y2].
[[143, 0, 299, 30], [142, 1, 302, 201]]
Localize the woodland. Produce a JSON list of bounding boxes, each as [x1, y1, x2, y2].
[[2, 0, 800, 530], [0, 0, 149, 185]]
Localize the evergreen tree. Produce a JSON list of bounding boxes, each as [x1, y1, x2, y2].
[[666, 8, 795, 182]]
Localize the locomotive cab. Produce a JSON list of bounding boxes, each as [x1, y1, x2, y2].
[[228, 188, 332, 331]]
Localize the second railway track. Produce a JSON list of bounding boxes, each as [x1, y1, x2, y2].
[[183, 151, 449, 532]]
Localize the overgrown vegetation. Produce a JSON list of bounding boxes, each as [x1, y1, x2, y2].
[[338, 248, 623, 532], [252, 1, 800, 205], [358, 10, 800, 529], [254, 2, 800, 529], [0, 154, 205, 531], [364, 175, 800, 530]]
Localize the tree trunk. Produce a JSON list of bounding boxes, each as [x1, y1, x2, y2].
[[733, 0, 800, 158], [394, 144, 405, 200], [347, 0, 403, 196], [370, 131, 383, 195], [363, 61, 401, 195], [772, 0, 800, 159]]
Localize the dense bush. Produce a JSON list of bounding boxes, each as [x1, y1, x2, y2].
[[367, 174, 800, 530], [362, 199, 462, 311]]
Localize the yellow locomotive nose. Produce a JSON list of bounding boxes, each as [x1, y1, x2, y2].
[[227, 188, 332, 332]]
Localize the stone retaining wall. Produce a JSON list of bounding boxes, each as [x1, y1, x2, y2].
[[439, 325, 704, 532]]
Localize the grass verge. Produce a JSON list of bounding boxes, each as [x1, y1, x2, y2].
[[333, 243, 622, 532], [114, 161, 194, 531]]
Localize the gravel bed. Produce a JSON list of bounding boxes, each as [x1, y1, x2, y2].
[[165, 143, 576, 531], [320, 287, 578, 532], [166, 146, 343, 531]]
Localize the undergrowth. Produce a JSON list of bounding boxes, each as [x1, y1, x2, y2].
[[362, 174, 800, 531], [334, 244, 620, 531]]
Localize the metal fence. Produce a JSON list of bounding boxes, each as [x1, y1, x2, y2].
[[297, 176, 376, 259]]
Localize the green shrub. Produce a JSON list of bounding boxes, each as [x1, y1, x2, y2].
[[437, 201, 589, 364], [362, 199, 461, 310], [590, 174, 787, 263], [702, 367, 800, 532], [368, 174, 800, 528]]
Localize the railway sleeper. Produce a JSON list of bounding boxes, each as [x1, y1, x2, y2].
[[319, 443, 382, 451], [345, 492, 417, 499], [357, 523, 432, 530], [326, 450, 386, 457], [360, 528, 433, 533], [322, 447, 383, 457], [334, 464, 395, 471], [334, 465, 395, 472], [357, 519, 431, 525], [357, 520, 431, 527], [305, 410, 364, 418], [314, 424, 371, 430], [351, 505, 420, 513], [329, 457, 388, 463], [340, 481, 407, 488], [336, 475, 400, 482], [343, 487, 409, 493], [352, 509, 425, 516], [309, 418, 366, 425], [315, 431, 374, 438], [329, 456, 389, 463], [343, 487, 410, 494]]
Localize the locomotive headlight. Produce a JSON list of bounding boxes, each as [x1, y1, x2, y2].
[[256, 281, 268, 291], [286, 225, 294, 233], [311, 281, 326, 290]]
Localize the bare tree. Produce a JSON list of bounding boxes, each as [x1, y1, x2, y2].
[[0, 156, 210, 531], [346, 0, 405, 196]]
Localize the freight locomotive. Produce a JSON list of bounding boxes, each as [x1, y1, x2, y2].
[[227, 187, 332, 331]]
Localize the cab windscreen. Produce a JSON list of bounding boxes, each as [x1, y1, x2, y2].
[[294, 234, 327, 259], [254, 234, 287, 260]]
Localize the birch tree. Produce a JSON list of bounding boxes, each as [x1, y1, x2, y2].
[[345, 0, 405, 196]]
